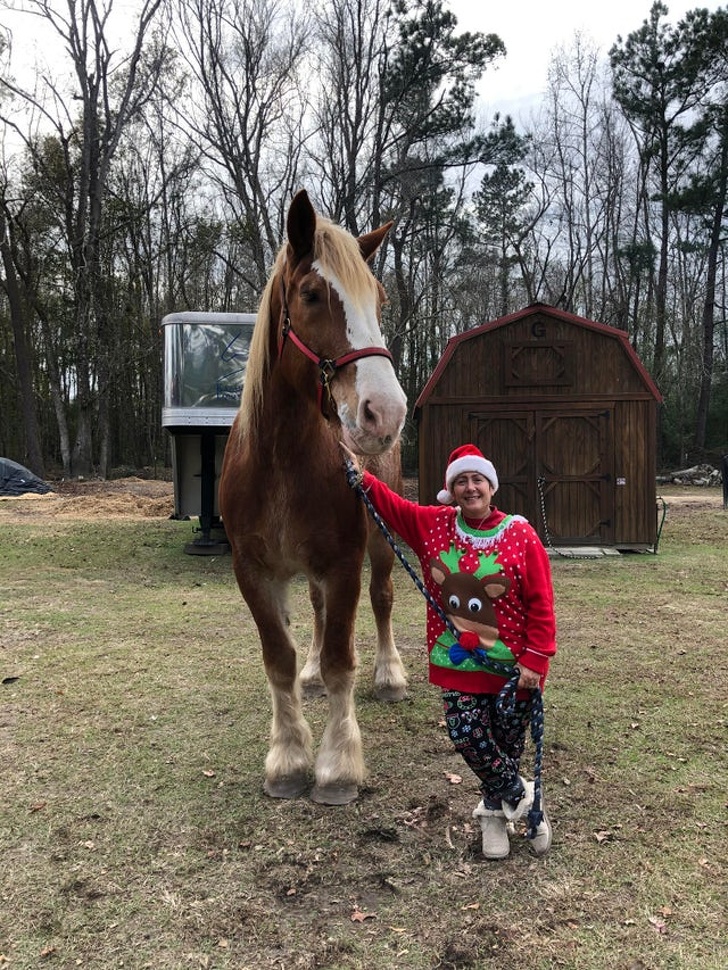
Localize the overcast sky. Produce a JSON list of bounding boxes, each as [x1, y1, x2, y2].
[[447, 0, 723, 118], [3, 1, 723, 121]]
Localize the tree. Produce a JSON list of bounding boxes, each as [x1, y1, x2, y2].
[[375, 0, 505, 370], [172, 0, 311, 295], [0, 24, 45, 473], [610, 1, 708, 387], [473, 117, 541, 317], [310, 0, 393, 231], [0, 179, 45, 475], [0, 0, 169, 476], [674, 6, 728, 452]]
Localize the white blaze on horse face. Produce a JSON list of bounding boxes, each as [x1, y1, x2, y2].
[[314, 262, 407, 453]]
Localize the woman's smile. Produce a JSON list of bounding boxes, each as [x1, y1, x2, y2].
[[452, 472, 494, 522]]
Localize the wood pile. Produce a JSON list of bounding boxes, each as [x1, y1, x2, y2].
[[656, 463, 724, 486]]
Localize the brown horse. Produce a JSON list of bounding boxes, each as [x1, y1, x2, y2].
[[219, 190, 408, 805]]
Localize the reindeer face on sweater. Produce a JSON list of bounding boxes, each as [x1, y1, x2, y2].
[[429, 551, 511, 648]]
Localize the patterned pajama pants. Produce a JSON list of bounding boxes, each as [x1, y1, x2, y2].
[[442, 689, 532, 805]]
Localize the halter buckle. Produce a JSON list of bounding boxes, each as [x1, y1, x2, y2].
[[319, 359, 337, 385]]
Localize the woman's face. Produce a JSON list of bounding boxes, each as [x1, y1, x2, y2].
[[451, 471, 495, 520]]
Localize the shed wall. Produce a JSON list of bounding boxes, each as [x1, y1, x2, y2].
[[436, 318, 649, 402], [416, 310, 659, 549]]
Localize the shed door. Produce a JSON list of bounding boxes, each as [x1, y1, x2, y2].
[[469, 408, 614, 545]]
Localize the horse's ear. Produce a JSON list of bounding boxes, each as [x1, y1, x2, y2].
[[286, 190, 317, 264], [358, 222, 393, 264]]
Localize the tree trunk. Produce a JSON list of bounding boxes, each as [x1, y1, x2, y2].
[[694, 114, 728, 450], [0, 211, 44, 476]]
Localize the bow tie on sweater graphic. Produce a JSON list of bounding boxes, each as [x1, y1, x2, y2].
[[448, 630, 489, 666]]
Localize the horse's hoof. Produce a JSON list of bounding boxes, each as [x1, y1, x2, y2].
[[310, 782, 358, 805], [300, 681, 327, 700], [264, 775, 308, 799], [374, 684, 408, 703]]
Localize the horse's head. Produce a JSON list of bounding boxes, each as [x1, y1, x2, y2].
[[269, 190, 407, 455]]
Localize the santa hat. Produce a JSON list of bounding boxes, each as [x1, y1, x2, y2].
[[437, 444, 498, 504]]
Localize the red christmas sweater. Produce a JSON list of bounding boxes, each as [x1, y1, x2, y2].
[[362, 472, 557, 695]]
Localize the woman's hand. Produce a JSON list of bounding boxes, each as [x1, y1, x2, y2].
[[516, 664, 541, 691], [340, 442, 363, 487], [340, 441, 359, 468]]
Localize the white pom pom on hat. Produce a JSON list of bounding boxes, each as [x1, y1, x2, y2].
[[436, 444, 499, 505]]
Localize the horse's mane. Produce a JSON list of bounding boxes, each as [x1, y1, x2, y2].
[[238, 216, 380, 437]]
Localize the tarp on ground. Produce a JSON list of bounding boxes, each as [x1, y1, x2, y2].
[[0, 458, 54, 496]]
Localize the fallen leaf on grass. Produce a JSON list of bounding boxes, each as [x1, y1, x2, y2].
[[461, 902, 480, 911], [399, 807, 428, 830], [594, 830, 613, 843], [202, 769, 216, 778], [351, 908, 376, 923], [648, 916, 668, 934], [444, 771, 462, 785]]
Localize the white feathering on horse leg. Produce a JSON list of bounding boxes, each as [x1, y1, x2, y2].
[[311, 685, 364, 805], [264, 684, 314, 799], [372, 630, 408, 702]]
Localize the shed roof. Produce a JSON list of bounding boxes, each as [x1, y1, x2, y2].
[[415, 303, 663, 409]]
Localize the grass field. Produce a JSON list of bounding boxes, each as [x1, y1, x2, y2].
[[1, 485, 726, 969]]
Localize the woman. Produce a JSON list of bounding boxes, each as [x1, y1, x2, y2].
[[344, 443, 556, 859]]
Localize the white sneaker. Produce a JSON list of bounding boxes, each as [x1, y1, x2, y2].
[[472, 800, 510, 859], [502, 776, 534, 822]]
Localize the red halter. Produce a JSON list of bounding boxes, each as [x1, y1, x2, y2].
[[276, 279, 395, 416]]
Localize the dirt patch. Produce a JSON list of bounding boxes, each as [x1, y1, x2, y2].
[[0, 476, 175, 521], [0, 475, 422, 523], [655, 484, 724, 511]]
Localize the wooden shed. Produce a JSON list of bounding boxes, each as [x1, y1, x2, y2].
[[414, 303, 663, 551]]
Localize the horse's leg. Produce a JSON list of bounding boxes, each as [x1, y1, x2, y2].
[[310, 573, 365, 806], [367, 528, 408, 702], [299, 580, 327, 698], [236, 572, 313, 798]]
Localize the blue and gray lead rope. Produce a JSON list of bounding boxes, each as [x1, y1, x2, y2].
[[344, 457, 545, 840]]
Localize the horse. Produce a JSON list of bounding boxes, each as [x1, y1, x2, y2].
[[218, 189, 409, 806]]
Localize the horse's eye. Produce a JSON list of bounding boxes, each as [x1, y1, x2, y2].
[[300, 287, 319, 304]]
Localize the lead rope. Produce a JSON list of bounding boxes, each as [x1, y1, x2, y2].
[[537, 475, 597, 561], [344, 458, 545, 840]]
